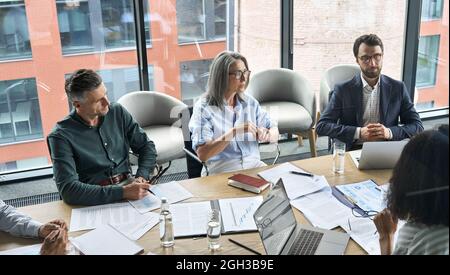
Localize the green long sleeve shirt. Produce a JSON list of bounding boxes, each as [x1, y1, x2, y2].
[[47, 103, 157, 206]]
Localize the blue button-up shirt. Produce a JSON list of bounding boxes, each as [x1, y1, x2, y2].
[[0, 200, 41, 238], [189, 94, 274, 165]]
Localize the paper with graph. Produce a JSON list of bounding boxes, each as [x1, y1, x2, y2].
[[219, 196, 263, 233], [169, 196, 263, 237]]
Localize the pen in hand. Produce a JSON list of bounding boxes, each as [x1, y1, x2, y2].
[[289, 171, 314, 178]]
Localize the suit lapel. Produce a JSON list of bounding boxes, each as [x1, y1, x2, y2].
[[352, 76, 364, 126], [379, 75, 392, 124]]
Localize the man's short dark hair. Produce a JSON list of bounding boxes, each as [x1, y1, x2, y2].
[[65, 69, 102, 102], [353, 34, 384, 58], [387, 125, 449, 226]]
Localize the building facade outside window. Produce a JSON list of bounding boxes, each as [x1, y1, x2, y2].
[[176, 0, 226, 44], [67, 66, 155, 110], [0, 1, 273, 178], [421, 0, 444, 20], [0, 157, 48, 173], [180, 59, 212, 105], [56, 0, 151, 55], [415, 0, 449, 111], [0, 78, 43, 144], [416, 35, 440, 88], [100, 66, 154, 103], [0, 1, 31, 61]]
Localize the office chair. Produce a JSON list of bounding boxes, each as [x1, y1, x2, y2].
[[179, 106, 208, 178], [319, 64, 360, 150], [319, 64, 360, 121], [246, 68, 317, 157], [117, 91, 187, 172]]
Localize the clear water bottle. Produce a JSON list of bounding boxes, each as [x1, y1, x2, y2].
[[159, 197, 174, 247]]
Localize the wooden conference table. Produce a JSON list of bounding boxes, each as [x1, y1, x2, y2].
[[0, 153, 392, 255]]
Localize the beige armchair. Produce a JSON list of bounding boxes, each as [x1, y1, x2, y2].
[[319, 64, 360, 118], [117, 91, 187, 166], [246, 68, 317, 157]]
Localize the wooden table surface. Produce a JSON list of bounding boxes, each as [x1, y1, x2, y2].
[[0, 153, 392, 255]]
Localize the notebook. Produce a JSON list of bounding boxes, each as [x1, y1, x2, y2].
[[169, 196, 263, 238], [228, 174, 270, 194], [71, 224, 144, 255]]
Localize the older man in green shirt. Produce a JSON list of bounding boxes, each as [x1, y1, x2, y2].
[[48, 69, 157, 206]]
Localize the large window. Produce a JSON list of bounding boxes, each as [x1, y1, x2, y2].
[[232, 0, 281, 74], [0, 0, 140, 176], [415, 0, 449, 111], [293, 1, 406, 101], [180, 60, 212, 104], [66, 67, 154, 111], [0, 78, 43, 144], [0, 1, 284, 178], [176, 0, 226, 44], [56, 0, 151, 54], [422, 0, 444, 20], [416, 35, 440, 88], [100, 66, 154, 102], [0, 1, 31, 61]]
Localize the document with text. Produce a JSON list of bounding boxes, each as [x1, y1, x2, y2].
[[128, 181, 194, 214], [71, 224, 144, 255], [291, 187, 352, 230], [111, 212, 159, 241], [169, 196, 263, 237], [259, 163, 329, 200], [69, 202, 144, 232]]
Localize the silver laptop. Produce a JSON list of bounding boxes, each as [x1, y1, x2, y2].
[[349, 140, 408, 170], [253, 179, 349, 255]]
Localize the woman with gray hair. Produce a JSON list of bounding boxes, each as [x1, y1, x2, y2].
[[189, 51, 279, 176]]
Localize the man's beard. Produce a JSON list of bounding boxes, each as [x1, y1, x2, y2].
[[362, 67, 381, 79]]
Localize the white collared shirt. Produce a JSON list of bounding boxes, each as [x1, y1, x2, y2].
[[354, 73, 393, 141]]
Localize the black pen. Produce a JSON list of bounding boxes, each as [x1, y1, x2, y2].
[[289, 171, 314, 178], [228, 239, 262, 255]]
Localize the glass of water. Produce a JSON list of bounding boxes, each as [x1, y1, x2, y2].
[[206, 209, 221, 250], [333, 140, 346, 174]]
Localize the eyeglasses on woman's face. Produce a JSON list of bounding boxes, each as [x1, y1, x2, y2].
[[229, 70, 251, 80]]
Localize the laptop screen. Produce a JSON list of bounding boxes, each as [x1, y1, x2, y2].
[[253, 179, 297, 255]]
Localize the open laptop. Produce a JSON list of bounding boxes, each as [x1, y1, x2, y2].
[[349, 140, 408, 170], [253, 179, 349, 255]]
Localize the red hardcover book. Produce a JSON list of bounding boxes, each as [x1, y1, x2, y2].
[[227, 174, 270, 194]]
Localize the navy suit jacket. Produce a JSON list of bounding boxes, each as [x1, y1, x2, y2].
[[316, 74, 424, 150]]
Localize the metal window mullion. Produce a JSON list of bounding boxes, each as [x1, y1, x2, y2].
[[226, 0, 235, 51], [281, 0, 293, 69], [133, 0, 150, 91], [402, 0, 423, 101]]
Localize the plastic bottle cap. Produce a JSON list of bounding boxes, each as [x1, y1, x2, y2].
[[161, 197, 168, 203]]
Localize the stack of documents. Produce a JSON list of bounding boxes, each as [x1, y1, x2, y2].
[[290, 187, 352, 230], [70, 181, 193, 241], [335, 180, 385, 212], [128, 181, 194, 214], [71, 224, 144, 255], [260, 163, 347, 230], [339, 215, 406, 255], [258, 163, 329, 200]]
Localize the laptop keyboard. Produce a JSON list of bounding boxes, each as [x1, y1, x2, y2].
[[288, 229, 324, 255]]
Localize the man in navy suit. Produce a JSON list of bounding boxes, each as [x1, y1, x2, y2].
[[316, 34, 423, 150]]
